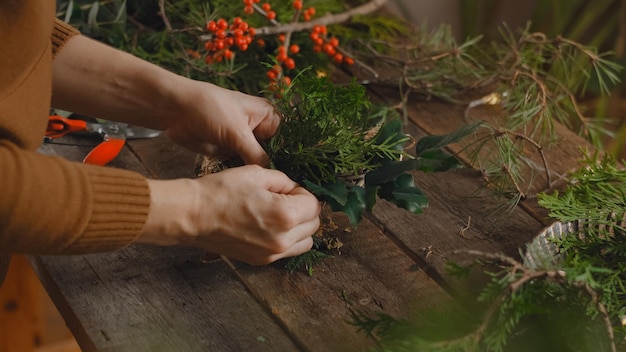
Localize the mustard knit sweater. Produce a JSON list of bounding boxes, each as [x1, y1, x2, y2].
[[0, 1, 151, 257]]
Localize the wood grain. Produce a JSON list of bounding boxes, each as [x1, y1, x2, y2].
[[31, 247, 301, 352], [230, 211, 454, 352]]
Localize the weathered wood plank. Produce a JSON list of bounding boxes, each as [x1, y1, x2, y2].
[[126, 136, 198, 179], [30, 246, 300, 352], [229, 211, 455, 352], [363, 83, 593, 225]]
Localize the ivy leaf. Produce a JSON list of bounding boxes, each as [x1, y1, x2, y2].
[[303, 180, 349, 206], [415, 122, 482, 156], [377, 174, 429, 214], [414, 150, 463, 172], [373, 118, 407, 156], [365, 185, 379, 211], [304, 180, 366, 226], [365, 159, 418, 186], [329, 186, 367, 226], [345, 187, 368, 226]]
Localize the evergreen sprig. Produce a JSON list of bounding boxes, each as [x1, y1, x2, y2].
[[267, 74, 481, 225], [363, 152, 626, 351]]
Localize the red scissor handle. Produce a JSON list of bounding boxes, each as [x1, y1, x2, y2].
[[83, 138, 126, 166], [46, 115, 88, 139]]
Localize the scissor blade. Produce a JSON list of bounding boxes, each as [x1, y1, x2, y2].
[[123, 126, 162, 139]]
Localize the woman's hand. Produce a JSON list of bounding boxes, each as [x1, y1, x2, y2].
[[137, 165, 321, 265], [163, 82, 281, 166], [52, 35, 279, 166]]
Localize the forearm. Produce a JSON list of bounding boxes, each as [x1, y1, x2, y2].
[[51, 34, 196, 130]]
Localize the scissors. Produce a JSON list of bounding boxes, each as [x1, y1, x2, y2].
[[45, 115, 161, 166]]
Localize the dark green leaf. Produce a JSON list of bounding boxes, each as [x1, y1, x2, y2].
[[365, 159, 417, 186], [415, 122, 482, 156], [373, 118, 407, 154], [391, 187, 429, 214], [303, 180, 349, 206], [365, 185, 379, 211], [377, 174, 428, 214], [414, 150, 463, 172], [328, 186, 367, 226]]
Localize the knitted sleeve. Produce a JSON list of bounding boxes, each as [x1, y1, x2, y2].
[[0, 140, 150, 254], [0, 7, 151, 257], [51, 19, 79, 58]]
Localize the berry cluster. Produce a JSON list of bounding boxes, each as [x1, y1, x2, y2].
[[203, 17, 256, 63], [309, 25, 354, 65], [201, 0, 355, 87]]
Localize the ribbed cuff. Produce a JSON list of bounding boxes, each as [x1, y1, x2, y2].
[[64, 165, 151, 253], [51, 19, 79, 58]]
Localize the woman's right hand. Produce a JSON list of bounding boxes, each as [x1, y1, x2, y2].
[[137, 165, 321, 265]]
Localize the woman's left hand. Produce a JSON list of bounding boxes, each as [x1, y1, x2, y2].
[[164, 82, 280, 166]]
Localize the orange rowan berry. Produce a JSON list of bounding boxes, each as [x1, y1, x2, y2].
[[266, 10, 276, 20], [329, 37, 339, 47], [303, 13, 311, 21], [344, 57, 355, 65], [248, 27, 256, 36], [257, 38, 266, 47], [284, 57, 296, 70], [224, 49, 234, 60], [289, 44, 300, 54], [278, 34, 286, 42], [323, 43, 335, 55], [306, 7, 316, 16], [293, 0, 303, 10], [213, 39, 224, 50], [267, 70, 277, 80], [217, 19, 228, 30], [262, 3, 271, 11], [206, 21, 217, 32], [276, 52, 288, 62], [333, 53, 343, 64], [313, 45, 322, 52], [244, 6, 254, 14], [233, 28, 244, 38]]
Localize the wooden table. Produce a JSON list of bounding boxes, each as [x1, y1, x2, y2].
[[31, 84, 590, 352]]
